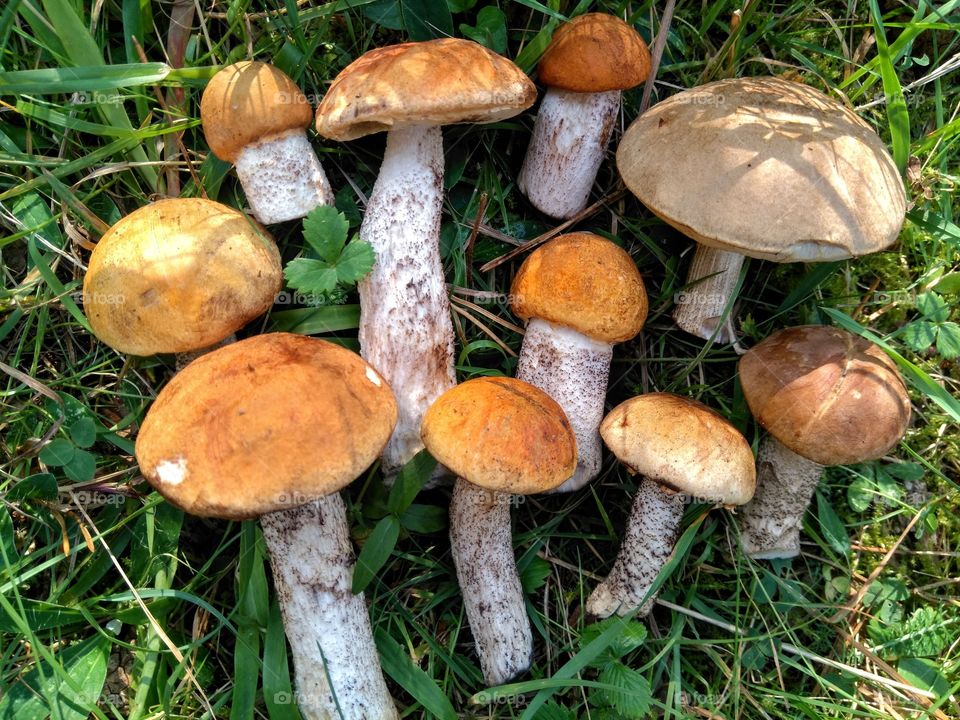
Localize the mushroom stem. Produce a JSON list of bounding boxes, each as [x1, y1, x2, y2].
[[672, 244, 745, 343], [516, 319, 613, 492], [359, 124, 456, 478], [260, 495, 397, 720], [586, 479, 686, 618], [518, 88, 620, 219], [234, 129, 335, 224], [449, 477, 532, 685], [739, 436, 823, 559]]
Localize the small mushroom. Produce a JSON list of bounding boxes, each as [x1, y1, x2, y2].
[[587, 393, 755, 618], [316, 39, 536, 477], [421, 377, 576, 685], [82, 198, 282, 361], [738, 325, 911, 559], [510, 233, 647, 492], [136, 333, 399, 720], [201, 61, 334, 224], [519, 13, 650, 219], [617, 76, 906, 342]]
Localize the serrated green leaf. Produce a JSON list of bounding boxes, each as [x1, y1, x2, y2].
[[68, 417, 97, 449], [40, 438, 75, 467], [387, 450, 436, 515], [302, 205, 350, 264], [885, 462, 925, 482], [916, 292, 949, 322], [581, 617, 647, 659], [284, 258, 338, 296], [529, 701, 577, 720], [352, 515, 400, 593], [460, 6, 508, 53], [870, 606, 958, 659], [64, 449, 96, 482], [335, 239, 376, 285], [596, 662, 651, 718], [902, 320, 937, 352], [519, 555, 551, 593], [935, 322, 960, 359], [847, 477, 874, 512]]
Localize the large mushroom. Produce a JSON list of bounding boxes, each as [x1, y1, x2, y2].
[[616, 76, 906, 342], [510, 232, 647, 491], [519, 13, 650, 219], [421, 377, 576, 685], [136, 333, 399, 719], [587, 393, 755, 618], [315, 39, 536, 477], [200, 61, 334, 224], [83, 197, 281, 363], [738, 325, 911, 559]]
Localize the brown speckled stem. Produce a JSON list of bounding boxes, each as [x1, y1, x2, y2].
[[673, 245, 745, 343], [260, 495, 397, 719]]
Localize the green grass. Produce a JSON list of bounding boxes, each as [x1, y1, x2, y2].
[[1, 1, 959, 718]]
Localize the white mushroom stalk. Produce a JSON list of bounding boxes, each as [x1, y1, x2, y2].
[[738, 436, 823, 559], [261, 496, 398, 719], [516, 319, 612, 492], [673, 245, 745, 343], [235, 129, 334, 225], [358, 124, 456, 476], [518, 89, 620, 219], [586, 480, 686, 617], [449, 479, 531, 685]]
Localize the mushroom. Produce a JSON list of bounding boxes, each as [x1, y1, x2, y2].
[[616, 76, 906, 342], [201, 61, 334, 224], [420, 377, 576, 685], [737, 325, 911, 559], [510, 232, 647, 492], [83, 197, 282, 362], [136, 333, 399, 719], [518, 13, 650, 219], [315, 39, 536, 477], [586, 393, 755, 618]]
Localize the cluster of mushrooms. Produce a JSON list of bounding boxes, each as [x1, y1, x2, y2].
[[80, 12, 914, 720]]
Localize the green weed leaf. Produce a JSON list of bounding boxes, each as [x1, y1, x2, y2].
[[302, 205, 349, 264], [353, 515, 400, 594], [596, 662, 651, 718]]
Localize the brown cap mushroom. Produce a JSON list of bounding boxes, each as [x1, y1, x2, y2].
[[519, 14, 650, 219], [136, 332, 399, 718], [587, 393, 755, 617], [617, 76, 906, 340], [83, 198, 281, 357], [314, 40, 535, 479], [737, 325, 911, 558], [421, 376, 575, 685], [200, 61, 334, 224], [510, 233, 647, 491]]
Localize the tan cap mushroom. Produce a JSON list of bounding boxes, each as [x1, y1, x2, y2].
[[519, 14, 651, 218], [587, 393, 755, 618], [200, 61, 333, 224], [421, 376, 575, 685], [83, 198, 281, 357], [313, 40, 535, 479], [737, 325, 911, 559], [136, 332, 399, 718], [510, 233, 647, 492], [617, 76, 906, 340]]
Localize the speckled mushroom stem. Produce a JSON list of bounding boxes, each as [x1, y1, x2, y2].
[[516, 319, 613, 492], [586, 479, 686, 618], [673, 245, 745, 343], [449, 478, 532, 686], [359, 124, 456, 478], [739, 436, 823, 559], [234, 129, 335, 224], [518, 89, 620, 219], [260, 495, 397, 720]]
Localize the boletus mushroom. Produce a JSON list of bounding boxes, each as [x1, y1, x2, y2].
[[315, 39, 536, 477], [519, 13, 650, 219], [201, 61, 334, 224], [136, 333, 399, 719], [617, 76, 906, 342], [421, 377, 576, 685], [510, 232, 647, 491], [738, 325, 911, 559], [587, 393, 755, 618]]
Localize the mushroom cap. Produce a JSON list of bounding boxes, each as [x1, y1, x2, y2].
[[83, 198, 282, 356], [315, 38, 536, 141], [538, 13, 651, 92], [617, 76, 906, 262], [739, 325, 911, 466], [600, 393, 756, 505], [420, 376, 577, 494], [200, 61, 313, 163], [510, 232, 647, 343], [136, 333, 398, 519]]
